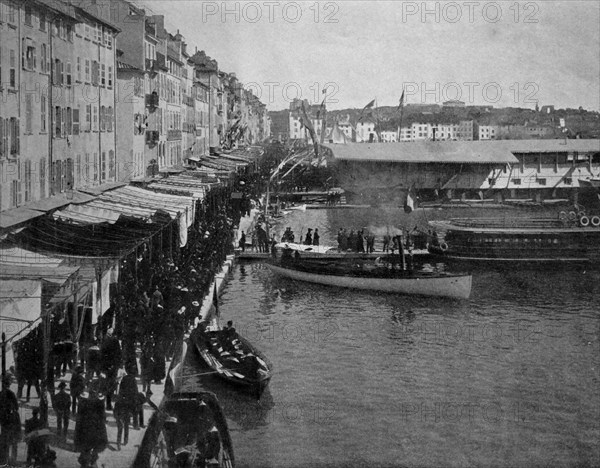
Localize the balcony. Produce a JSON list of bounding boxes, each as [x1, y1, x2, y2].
[[146, 93, 159, 108], [146, 130, 159, 145], [167, 129, 182, 141]]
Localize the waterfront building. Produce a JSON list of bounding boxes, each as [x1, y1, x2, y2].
[[327, 139, 600, 204], [0, 0, 118, 213]]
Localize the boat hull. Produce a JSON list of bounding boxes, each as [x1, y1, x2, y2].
[[429, 218, 600, 264], [266, 263, 472, 299]]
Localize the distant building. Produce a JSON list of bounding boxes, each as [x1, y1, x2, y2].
[[457, 120, 476, 141], [380, 130, 398, 143], [443, 100, 466, 107], [479, 125, 499, 140], [399, 127, 412, 142], [356, 121, 378, 143], [540, 105, 555, 114], [411, 122, 431, 141]]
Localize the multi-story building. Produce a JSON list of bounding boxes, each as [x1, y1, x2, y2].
[[380, 130, 398, 143], [356, 121, 377, 143], [399, 127, 412, 142], [479, 125, 499, 140], [288, 99, 323, 142], [0, 0, 118, 213], [411, 122, 431, 141], [457, 120, 476, 140]]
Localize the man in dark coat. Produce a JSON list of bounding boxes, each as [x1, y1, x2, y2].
[[53, 381, 71, 440], [100, 329, 121, 410], [24, 407, 45, 465], [113, 395, 131, 449], [312, 228, 320, 246], [238, 231, 246, 252], [70, 366, 85, 414], [0, 376, 21, 465], [304, 228, 313, 245], [74, 390, 108, 467], [118, 369, 139, 429]]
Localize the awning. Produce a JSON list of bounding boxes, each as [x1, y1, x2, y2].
[[0, 245, 64, 267], [0, 280, 43, 365], [78, 181, 127, 196], [0, 207, 45, 229], [27, 191, 96, 211], [53, 203, 122, 224], [98, 186, 196, 247], [0, 264, 80, 284]]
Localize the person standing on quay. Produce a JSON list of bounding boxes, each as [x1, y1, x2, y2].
[[74, 389, 108, 468], [313, 229, 320, 246], [238, 231, 246, 252], [0, 376, 21, 465], [304, 228, 313, 245], [53, 381, 71, 440], [100, 328, 121, 410], [70, 366, 85, 415], [24, 407, 45, 465]]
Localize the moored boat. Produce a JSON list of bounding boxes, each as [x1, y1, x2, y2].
[[266, 257, 472, 299], [148, 391, 235, 468], [190, 324, 273, 399], [428, 215, 600, 264]]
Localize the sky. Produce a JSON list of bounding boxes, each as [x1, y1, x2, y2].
[[139, 0, 600, 111]]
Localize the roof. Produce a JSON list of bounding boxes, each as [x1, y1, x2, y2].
[[505, 139, 600, 153], [0, 208, 45, 230], [328, 141, 519, 164]]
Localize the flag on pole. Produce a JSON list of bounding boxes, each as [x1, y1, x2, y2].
[[397, 90, 405, 111], [213, 283, 219, 317], [362, 99, 375, 112], [404, 187, 415, 214]]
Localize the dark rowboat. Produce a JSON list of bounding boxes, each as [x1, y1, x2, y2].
[[148, 391, 235, 468], [190, 326, 273, 399]]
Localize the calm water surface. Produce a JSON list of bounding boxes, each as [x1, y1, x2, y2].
[[208, 208, 600, 468]]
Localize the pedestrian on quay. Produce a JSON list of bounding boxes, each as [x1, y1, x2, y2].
[[74, 389, 108, 468], [356, 230, 365, 253], [313, 228, 320, 246], [238, 231, 246, 252], [86, 339, 102, 380], [304, 228, 313, 245], [0, 376, 21, 465], [113, 395, 131, 449], [140, 340, 154, 394], [117, 368, 140, 429], [53, 381, 71, 440], [135, 391, 146, 428], [383, 233, 391, 253], [100, 328, 122, 410], [337, 228, 344, 250], [70, 365, 85, 415], [24, 407, 45, 466], [152, 285, 164, 307], [366, 232, 376, 253]]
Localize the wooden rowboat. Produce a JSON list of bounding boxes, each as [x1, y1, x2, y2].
[[266, 260, 472, 299], [190, 326, 273, 399]]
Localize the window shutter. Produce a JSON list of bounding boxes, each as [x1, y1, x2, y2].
[[73, 108, 80, 135]]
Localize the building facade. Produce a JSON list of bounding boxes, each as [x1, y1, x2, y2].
[[0, 0, 118, 212]]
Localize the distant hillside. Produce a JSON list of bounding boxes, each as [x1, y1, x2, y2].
[[269, 104, 600, 138]]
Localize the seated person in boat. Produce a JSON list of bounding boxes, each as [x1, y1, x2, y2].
[[219, 321, 237, 350]]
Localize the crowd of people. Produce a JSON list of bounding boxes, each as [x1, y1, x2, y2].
[[0, 186, 241, 467]]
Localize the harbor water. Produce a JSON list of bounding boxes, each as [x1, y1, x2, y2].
[[209, 208, 600, 467]]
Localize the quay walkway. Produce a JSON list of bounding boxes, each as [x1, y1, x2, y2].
[[4, 253, 237, 468]]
